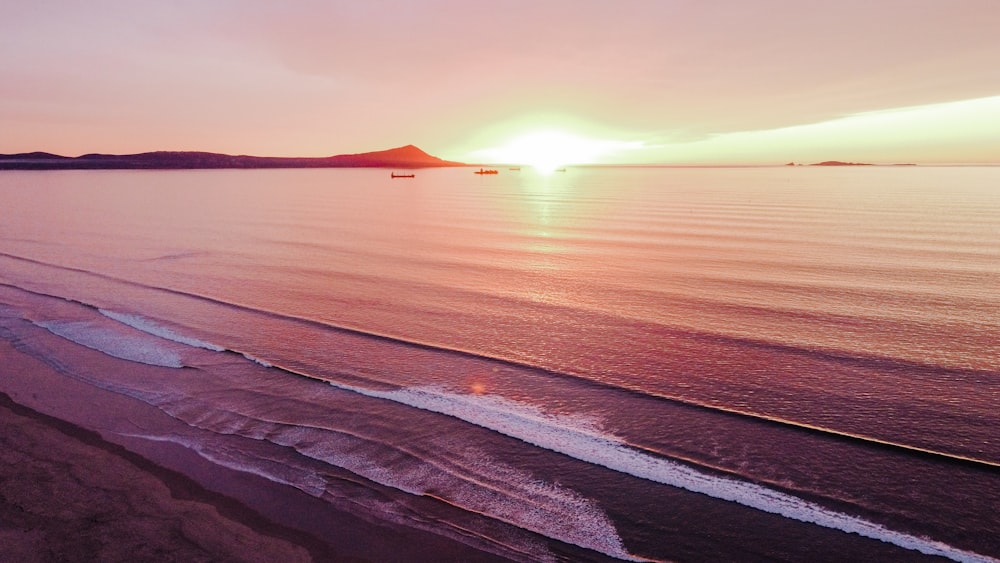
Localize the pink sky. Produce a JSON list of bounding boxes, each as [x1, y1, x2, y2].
[[2, 0, 998, 164]]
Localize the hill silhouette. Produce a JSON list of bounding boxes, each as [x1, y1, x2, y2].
[[0, 145, 464, 170]]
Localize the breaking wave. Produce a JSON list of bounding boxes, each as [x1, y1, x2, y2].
[[99, 309, 224, 351], [15, 304, 998, 563], [35, 319, 184, 368], [326, 382, 997, 563], [157, 397, 641, 561]]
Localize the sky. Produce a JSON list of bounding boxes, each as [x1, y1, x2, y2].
[[2, 0, 999, 165]]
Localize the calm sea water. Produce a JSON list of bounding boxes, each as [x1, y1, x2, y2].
[[1, 166, 998, 561]]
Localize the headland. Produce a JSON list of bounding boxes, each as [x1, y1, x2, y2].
[[0, 145, 464, 170]]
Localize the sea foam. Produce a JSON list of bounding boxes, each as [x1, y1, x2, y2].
[[48, 310, 992, 562], [36, 319, 183, 368], [327, 382, 997, 563], [99, 309, 225, 351], [164, 398, 639, 561], [116, 430, 562, 563], [241, 352, 273, 368], [100, 309, 275, 367]]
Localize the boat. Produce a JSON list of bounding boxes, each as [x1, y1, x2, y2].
[[391, 172, 415, 178], [509, 167, 521, 171], [474, 168, 498, 175]]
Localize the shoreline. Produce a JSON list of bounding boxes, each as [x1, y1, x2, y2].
[[0, 390, 341, 562], [0, 331, 520, 562]]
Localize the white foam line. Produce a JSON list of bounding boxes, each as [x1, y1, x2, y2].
[[35, 319, 184, 369], [327, 382, 997, 563], [241, 352, 273, 368], [67, 313, 993, 561], [100, 309, 277, 368], [115, 431, 560, 563], [99, 309, 225, 351], [114, 431, 332, 497], [166, 401, 640, 561]]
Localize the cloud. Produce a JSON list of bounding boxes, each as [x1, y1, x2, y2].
[[3, 1, 999, 159], [641, 95, 1000, 164]]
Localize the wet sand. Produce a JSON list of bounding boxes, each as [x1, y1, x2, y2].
[[0, 390, 332, 562], [0, 336, 517, 563]]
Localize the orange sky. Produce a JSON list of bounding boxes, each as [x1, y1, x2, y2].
[[2, 1, 998, 164]]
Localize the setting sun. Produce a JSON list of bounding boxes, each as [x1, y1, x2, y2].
[[475, 130, 643, 172]]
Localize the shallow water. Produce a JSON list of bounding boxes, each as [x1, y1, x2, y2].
[[1, 166, 998, 561]]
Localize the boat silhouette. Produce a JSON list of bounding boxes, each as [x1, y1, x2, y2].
[[474, 168, 498, 175]]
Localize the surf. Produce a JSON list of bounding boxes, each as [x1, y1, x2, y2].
[[33, 319, 185, 368], [4, 258, 998, 469], [2, 298, 641, 562], [324, 381, 998, 563]]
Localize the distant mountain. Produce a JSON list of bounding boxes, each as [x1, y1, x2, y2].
[[324, 144, 459, 168], [0, 145, 464, 170]]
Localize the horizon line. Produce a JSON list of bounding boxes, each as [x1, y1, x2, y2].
[[1, 147, 997, 170]]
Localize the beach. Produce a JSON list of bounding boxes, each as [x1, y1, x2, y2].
[[0, 323, 340, 563], [0, 336, 527, 562], [0, 390, 317, 562]]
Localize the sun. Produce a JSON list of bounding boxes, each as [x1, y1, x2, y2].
[[476, 130, 642, 173]]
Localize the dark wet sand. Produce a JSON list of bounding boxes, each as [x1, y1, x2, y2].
[[0, 336, 515, 563], [0, 390, 343, 562], [0, 390, 515, 562]]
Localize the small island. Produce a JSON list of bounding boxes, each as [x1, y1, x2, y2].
[[810, 160, 873, 166]]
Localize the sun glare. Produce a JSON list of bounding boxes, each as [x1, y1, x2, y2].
[[477, 131, 642, 172]]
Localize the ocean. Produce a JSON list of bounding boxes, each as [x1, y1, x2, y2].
[[1, 166, 998, 561]]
